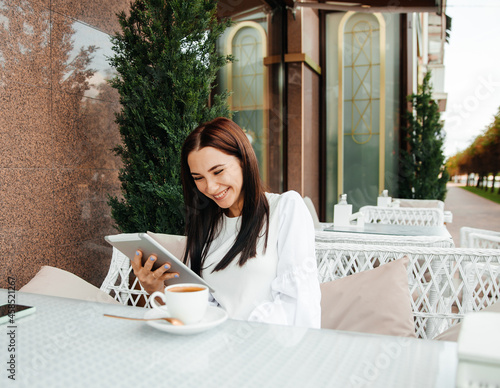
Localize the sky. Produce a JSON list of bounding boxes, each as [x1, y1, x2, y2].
[[442, 0, 500, 158]]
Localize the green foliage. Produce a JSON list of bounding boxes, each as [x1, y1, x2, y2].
[[108, 0, 232, 234], [399, 72, 450, 201], [447, 106, 500, 192]]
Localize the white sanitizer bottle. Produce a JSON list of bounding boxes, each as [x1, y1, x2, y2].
[[377, 189, 392, 207], [334, 194, 352, 227]]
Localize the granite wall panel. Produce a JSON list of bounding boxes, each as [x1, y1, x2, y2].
[[0, 1, 51, 88], [0, 169, 57, 287], [0, 0, 129, 289], [52, 0, 127, 35], [0, 169, 56, 236], [0, 85, 52, 168]]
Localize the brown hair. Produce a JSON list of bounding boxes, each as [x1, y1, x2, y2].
[[180, 117, 269, 275]]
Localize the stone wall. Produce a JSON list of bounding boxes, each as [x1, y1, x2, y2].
[[0, 0, 130, 288]]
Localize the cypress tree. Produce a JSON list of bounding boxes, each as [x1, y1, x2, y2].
[[108, 0, 232, 234], [399, 72, 449, 200]]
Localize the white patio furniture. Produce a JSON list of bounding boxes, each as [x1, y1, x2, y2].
[[315, 242, 500, 339], [443, 211, 453, 224], [101, 233, 187, 307], [389, 198, 453, 223], [468, 233, 500, 249], [462, 260, 500, 312], [315, 230, 454, 248], [100, 247, 151, 307], [0, 289, 459, 387], [303, 196, 320, 229], [393, 198, 445, 211], [359, 205, 445, 226], [460, 226, 500, 248], [303, 196, 333, 230]]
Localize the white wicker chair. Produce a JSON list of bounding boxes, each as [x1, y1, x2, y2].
[[390, 198, 453, 223], [315, 242, 500, 339], [393, 198, 445, 211], [100, 248, 151, 307], [303, 196, 333, 230], [460, 226, 500, 248], [359, 205, 444, 226], [468, 233, 500, 249], [101, 233, 187, 307]]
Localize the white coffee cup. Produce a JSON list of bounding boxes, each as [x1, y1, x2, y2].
[[150, 283, 208, 325]]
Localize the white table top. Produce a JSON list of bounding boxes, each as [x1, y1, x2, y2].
[[323, 223, 452, 238], [0, 290, 458, 387]]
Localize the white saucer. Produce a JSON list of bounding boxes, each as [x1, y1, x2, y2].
[[144, 306, 228, 335]]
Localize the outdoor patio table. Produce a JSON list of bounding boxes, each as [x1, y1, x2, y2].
[[0, 289, 457, 387], [323, 224, 453, 239]]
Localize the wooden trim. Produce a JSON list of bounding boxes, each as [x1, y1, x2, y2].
[[293, 1, 440, 14], [264, 53, 322, 75], [285, 53, 322, 75], [263, 55, 281, 65]]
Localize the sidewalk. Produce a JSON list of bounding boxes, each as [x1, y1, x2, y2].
[[444, 183, 500, 246]]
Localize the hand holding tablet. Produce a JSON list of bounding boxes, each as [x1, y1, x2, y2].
[[104, 233, 213, 292]]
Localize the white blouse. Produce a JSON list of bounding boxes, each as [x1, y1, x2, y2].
[[201, 191, 321, 328]]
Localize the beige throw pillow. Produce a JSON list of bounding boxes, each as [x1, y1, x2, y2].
[[20, 266, 121, 305], [320, 257, 416, 337], [435, 300, 500, 342], [146, 232, 187, 260]]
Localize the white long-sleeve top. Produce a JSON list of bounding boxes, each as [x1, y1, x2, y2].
[[201, 191, 321, 328]]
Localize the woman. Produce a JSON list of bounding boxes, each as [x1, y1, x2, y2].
[[132, 117, 321, 328]]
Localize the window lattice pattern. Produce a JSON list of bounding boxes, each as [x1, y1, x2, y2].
[[230, 24, 267, 179], [232, 27, 263, 111], [344, 19, 380, 145]]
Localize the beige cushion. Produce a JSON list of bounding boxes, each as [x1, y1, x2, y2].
[[434, 300, 500, 342], [320, 257, 416, 337], [397, 198, 444, 210], [20, 266, 120, 305], [146, 232, 187, 259]]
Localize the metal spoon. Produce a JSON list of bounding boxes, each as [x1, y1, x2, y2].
[[103, 314, 184, 326]]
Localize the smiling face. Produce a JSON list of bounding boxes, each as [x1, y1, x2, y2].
[[187, 146, 244, 217]]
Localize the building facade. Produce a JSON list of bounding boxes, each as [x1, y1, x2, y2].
[[218, 0, 449, 218], [0, 0, 448, 288]]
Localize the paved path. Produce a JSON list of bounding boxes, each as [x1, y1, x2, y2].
[[444, 183, 500, 246]]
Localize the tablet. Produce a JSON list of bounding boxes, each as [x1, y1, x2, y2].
[[104, 233, 213, 292]]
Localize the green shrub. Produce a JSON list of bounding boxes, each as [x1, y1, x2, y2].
[[399, 72, 449, 200], [108, 0, 232, 234]]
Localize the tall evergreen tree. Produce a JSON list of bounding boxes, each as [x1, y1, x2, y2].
[[108, 0, 232, 234], [399, 72, 449, 200]]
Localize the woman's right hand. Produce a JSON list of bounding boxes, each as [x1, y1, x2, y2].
[[130, 250, 179, 296]]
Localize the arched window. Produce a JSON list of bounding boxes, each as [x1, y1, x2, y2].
[[338, 12, 386, 204], [225, 21, 268, 182]]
